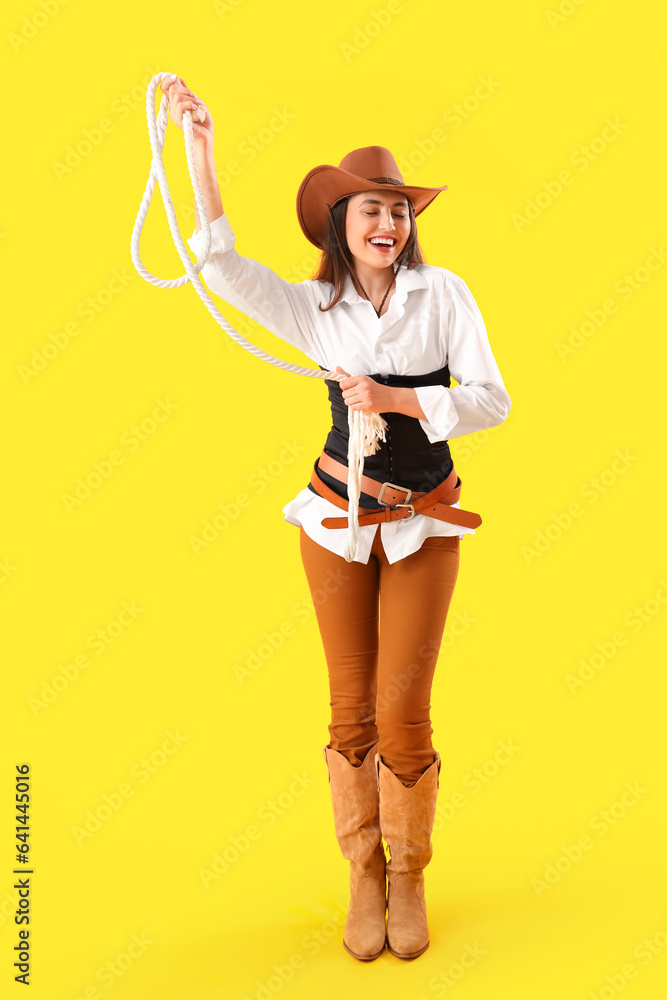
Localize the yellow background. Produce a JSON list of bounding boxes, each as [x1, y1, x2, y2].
[[3, 0, 666, 997]]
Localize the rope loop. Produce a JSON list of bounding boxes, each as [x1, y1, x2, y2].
[[130, 73, 387, 561]]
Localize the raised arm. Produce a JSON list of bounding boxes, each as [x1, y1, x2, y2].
[[161, 76, 321, 361], [160, 74, 223, 227], [190, 124, 224, 234], [193, 143, 224, 233]]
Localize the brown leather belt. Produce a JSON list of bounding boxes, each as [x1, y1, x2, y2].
[[309, 450, 482, 529]]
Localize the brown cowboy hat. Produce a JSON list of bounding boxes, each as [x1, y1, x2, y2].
[[296, 145, 448, 250]]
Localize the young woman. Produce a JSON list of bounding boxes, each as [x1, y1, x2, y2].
[[162, 75, 511, 963]]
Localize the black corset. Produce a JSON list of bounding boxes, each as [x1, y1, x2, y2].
[[308, 365, 454, 507]]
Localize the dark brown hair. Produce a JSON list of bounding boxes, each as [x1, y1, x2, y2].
[[311, 180, 427, 312]]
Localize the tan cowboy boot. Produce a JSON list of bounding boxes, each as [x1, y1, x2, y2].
[[376, 751, 441, 959], [322, 742, 387, 961]]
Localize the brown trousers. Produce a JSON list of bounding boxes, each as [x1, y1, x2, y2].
[[299, 525, 460, 786]]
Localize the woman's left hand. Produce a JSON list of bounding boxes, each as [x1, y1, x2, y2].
[[328, 366, 395, 412]]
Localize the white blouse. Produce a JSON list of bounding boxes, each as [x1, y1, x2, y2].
[[186, 214, 511, 565]]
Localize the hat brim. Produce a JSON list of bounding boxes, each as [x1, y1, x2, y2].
[[296, 163, 448, 250]]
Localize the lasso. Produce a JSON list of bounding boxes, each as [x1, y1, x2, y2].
[[130, 72, 387, 561]]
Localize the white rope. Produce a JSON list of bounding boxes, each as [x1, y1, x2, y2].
[[344, 407, 387, 561], [130, 72, 387, 561]]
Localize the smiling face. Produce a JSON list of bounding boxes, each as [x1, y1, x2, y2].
[[344, 188, 412, 271]]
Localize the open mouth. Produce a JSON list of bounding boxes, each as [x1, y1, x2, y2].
[[368, 237, 397, 253]]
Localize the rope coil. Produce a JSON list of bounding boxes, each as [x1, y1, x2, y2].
[[130, 73, 387, 561]]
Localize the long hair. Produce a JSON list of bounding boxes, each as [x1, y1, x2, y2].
[[311, 180, 427, 312]]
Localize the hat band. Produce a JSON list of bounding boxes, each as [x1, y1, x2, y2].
[[366, 175, 404, 185]]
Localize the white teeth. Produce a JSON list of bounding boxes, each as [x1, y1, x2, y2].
[[370, 238, 395, 246]]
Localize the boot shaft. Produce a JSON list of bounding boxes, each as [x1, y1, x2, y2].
[[323, 743, 384, 867], [376, 751, 441, 873]]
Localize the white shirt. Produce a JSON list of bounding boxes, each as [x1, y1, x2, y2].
[[186, 214, 511, 564]]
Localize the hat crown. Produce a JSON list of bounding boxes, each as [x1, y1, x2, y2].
[[337, 145, 405, 186], [295, 145, 447, 250]]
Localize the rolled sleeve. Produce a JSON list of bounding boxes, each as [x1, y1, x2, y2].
[[186, 214, 319, 360], [415, 273, 511, 443]]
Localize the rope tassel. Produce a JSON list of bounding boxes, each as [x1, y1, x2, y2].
[[345, 406, 388, 562], [320, 370, 387, 562]]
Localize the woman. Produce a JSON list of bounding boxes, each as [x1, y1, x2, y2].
[[162, 75, 511, 963]]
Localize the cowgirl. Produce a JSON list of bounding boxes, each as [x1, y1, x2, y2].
[[163, 76, 511, 963]]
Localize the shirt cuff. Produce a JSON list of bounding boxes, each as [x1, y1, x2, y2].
[[186, 213, 235, 258], [414, 385, 458, 443]]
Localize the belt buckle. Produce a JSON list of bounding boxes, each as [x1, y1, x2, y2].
[[396, 503, 415, 520], [377, 481, 412, 506]]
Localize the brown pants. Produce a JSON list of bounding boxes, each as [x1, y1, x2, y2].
[[299, 526, 460, 787]]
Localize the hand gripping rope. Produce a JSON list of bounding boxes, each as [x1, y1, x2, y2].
[[130, 72, 387, 562]]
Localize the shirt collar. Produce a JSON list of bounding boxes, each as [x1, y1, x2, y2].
[[339, 264, 428, 306]]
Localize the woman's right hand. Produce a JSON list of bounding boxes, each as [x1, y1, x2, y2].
[[159, 74, 214, 146]]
